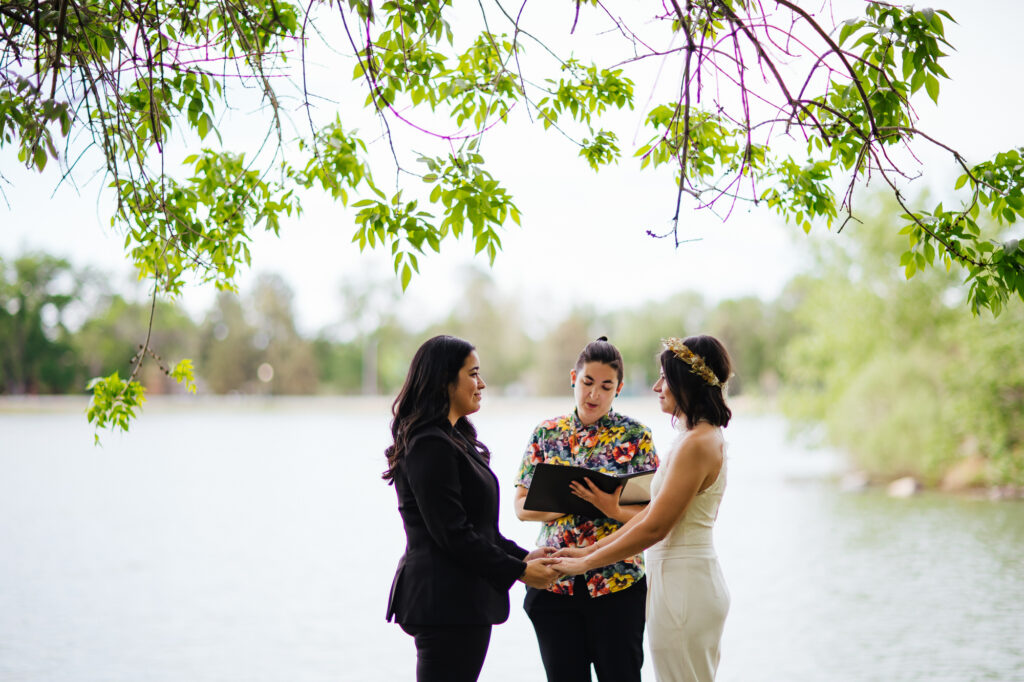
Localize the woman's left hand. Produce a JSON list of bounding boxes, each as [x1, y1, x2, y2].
[[525, 546, 557, 562], [552, 557, 589, 576], [569, 478, 623, 519]]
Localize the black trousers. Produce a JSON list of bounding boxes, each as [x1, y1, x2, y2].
[[400, 623, 492, 682], [524, 575, 647, 682]]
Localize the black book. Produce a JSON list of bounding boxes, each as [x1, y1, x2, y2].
[[522, 462, 657, 518]]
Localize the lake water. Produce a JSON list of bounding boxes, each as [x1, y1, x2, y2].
[[1, 397, 1022, 681]]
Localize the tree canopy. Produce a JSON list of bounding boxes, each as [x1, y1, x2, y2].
[[2, 0, 1022, 435]]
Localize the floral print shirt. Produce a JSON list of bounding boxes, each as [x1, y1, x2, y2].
[[515, 408, 658, 598]]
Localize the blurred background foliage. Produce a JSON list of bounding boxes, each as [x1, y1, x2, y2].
[[779, 195, 1024, 488], [2, 194, 1022, 487]]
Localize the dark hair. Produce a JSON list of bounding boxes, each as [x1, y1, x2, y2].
[[659, 334, 732, 429], [574, 336, 624, 385], [382, 335, 489, 483]]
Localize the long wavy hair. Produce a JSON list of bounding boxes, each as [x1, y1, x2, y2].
[[660, 334, 733, 430], [382, 335, 490, 484]]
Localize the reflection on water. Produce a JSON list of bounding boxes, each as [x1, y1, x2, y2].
[[1, 397, 1022, 682]]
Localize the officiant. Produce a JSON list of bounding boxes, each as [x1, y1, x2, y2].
[[513, 337, 659, 682]]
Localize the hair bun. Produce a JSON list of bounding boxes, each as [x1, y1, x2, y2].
[[596, 335, 609, 342]]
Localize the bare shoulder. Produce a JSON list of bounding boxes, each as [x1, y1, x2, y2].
[[671, 425, 724, 470]]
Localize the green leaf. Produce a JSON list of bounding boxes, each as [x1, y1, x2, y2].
[[170, 359, 198, 394], [401, 262, 412, 290], [838, 20, 860, 46], [911, 69, 926, 93], [925, 74, 940, 104], [901, 50, 914, 80]]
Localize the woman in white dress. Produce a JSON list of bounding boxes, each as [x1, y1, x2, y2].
[[553, 335, 732, 682]]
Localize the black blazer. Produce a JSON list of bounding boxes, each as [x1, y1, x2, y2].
[[386, 422, 529, 625]]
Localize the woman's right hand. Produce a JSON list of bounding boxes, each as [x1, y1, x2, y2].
[[551, 546, 591, 558], [519, 558, 560, 589]]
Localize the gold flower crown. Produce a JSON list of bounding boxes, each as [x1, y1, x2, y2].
[[662, 337, 725, 388]]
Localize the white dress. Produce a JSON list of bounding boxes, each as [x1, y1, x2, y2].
[[645, 437, 730, 682]]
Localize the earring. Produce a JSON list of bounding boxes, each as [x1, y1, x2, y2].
[[571, 383, 575, 388]]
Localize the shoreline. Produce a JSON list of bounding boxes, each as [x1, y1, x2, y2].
[[0, 393, 762, 414], [4, 394, 1019, 500]]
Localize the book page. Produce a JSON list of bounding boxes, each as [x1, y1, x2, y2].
[[619, 471, 655, 505]]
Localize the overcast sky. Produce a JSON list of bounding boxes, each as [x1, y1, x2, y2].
[[2, 0, 1021, 335]]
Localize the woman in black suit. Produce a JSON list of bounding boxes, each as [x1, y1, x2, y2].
[[385, 335, 559, 682]]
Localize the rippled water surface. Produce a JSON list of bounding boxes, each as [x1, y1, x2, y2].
[[1, 397, 1022, 681]]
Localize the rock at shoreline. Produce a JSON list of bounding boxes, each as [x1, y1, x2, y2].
[[887, 476, 921, 498]]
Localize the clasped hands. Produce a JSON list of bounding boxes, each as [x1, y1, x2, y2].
[[520, 546, 595, 589], [520, 476, 618, 589]]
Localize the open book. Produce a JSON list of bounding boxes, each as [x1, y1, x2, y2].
[[522, 462, 657, 518]]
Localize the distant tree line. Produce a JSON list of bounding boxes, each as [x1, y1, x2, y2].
[[3, 191, 1022, 487], [0, 258, 319, 397], [0, 252, 792, 399]]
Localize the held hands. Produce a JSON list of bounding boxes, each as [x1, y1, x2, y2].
[[520, 557, 560, 589], [569, 478, 623, 519], [551, 556, 590, 576], [550, 544, 595, 576], [524, 546, 557, 562]]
